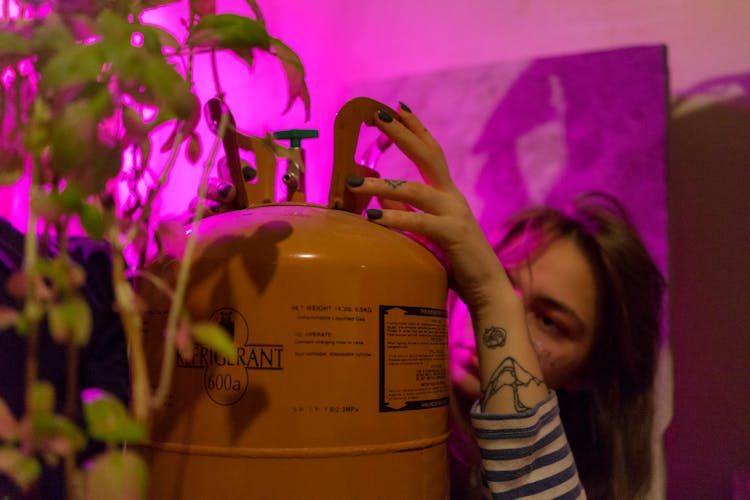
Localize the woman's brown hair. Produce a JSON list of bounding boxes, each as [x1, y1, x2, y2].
[[494, 192, 666, 499]]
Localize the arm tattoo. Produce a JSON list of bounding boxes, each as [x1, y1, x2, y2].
[[384, 179, 406, 189], [480, 357, 544, 413], [482, 325, 506, 348]]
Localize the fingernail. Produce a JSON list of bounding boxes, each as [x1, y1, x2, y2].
[[208, 201, 222, 213], [242, 165, 257, 181], [218, 184, 231, 199], [366, 208, 383, 220], [399, 101, 412, 113], [377, 109, 393, 123], [346, 176, 365, 187]]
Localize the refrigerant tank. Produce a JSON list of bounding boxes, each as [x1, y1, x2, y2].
[[140, 98, 450, 499]]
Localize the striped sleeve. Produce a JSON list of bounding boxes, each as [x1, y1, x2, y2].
[[470, 392, 585, 499]]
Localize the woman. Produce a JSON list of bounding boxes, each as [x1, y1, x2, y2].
[[345, 104, 665, 499], [449, 197, 666, 499]]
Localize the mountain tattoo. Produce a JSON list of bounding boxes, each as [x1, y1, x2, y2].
[[481, 357, 545, 413]]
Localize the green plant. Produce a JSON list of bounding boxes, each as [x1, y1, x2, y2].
[[0, 0, 309, 497]]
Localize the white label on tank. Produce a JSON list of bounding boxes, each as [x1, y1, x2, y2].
[[379, 306, 449, 412]]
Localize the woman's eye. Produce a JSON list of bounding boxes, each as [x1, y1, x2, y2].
[[531, 311, 564, 336]]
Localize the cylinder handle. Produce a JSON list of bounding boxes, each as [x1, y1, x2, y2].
[[328, 97, 402, 213]]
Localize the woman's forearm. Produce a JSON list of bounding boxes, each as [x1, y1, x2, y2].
[[470, 289, 548, 414]]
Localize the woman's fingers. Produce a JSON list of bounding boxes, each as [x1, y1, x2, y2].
[[373, 108, 453, 189], [347, 176, 449, 215], [396, 102, 440, 149], [188, 197, 226, 216], [378, 197, 413, 213], [364, 207, 456, 245], [205, 177, 235, 203]]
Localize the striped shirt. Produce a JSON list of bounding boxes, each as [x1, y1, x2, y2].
[[471, 392, 585, 499]]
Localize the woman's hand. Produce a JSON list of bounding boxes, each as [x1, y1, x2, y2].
[[187, 158, 257, 216], [345, 105, 514, 313]]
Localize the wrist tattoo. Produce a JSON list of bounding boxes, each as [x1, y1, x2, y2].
[[384, 179, 406, 189], [480, 357, 544, 413], [482, 326, 507, 348]]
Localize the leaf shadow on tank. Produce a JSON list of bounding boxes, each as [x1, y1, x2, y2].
[[182, 220, 294, 439], [192, 219, 294, 297], [226, 383, 270, 442]]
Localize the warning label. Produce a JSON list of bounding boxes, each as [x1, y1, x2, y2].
[[379, 306, 448, 412]]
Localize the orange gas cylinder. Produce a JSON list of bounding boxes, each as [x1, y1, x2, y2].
[[139, 98, 450, 499]]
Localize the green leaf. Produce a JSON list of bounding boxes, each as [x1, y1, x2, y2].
[[58, 183, 85, 213], [84, 450, 147, 500], [48, 295, 92, 346], [40, 43, 107, 92], [66, 295, 93, 346], [0, 31, 32, 67], [31, 413, 86, 451], [67, 142, 123, 195], [24, 99, 52, 156], [30, 382, 55, 416], [136, 23, 181, 52], [0, 448, 41, 493], [129, 56, 198, 121], [49, 89, 113, 176], [79, 204, 105, 239], [270, 38, 310, 121], [244, 0, 265, 24], [48, 302, 69, 343], [95, 16, 197, 122], [186, 132, 202, 164], [82, 389, 146, 445], [187, 14, 270, 56], [191, 321, 236, 360], [30, 12, 76, 56], [0, 148, 25, 186]]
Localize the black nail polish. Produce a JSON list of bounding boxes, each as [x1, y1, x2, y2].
[[366, 208, 383, 220], [208, 201, 222, 213], [218, 184, 231, 199], [242, 165, 257, 181], [399, 101, 412, 113], [377, 109, 393, 123], [346, 176, 365, 187]]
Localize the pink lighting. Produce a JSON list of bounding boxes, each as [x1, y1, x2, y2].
[[80, 387, 107, 404], [0, 0, 21, 20], [131, 32, 144, 47]]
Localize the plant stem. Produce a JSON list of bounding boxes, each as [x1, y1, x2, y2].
[[64, 453, 77, 500], [56, 215, 80, 421], [151, 111, 228, 408], [23, 158, 41, 414], [186, 1, 195, 84], [113, 127, 186, 420], [109, 235, 150, 423], [210, 49, 223, 98]]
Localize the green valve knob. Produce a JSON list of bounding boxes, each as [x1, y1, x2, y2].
[[274, 129, 319, 148]]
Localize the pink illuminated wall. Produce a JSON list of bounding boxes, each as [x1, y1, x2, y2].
[[346, 46, 668, 279]]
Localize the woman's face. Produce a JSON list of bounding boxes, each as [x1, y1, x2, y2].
[[449, 236, 600, 399]]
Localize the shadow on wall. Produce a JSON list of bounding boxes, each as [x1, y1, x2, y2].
[[665, 72, 750, 499], [472, 46, 668, 260]]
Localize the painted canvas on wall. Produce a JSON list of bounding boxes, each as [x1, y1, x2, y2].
[[345, 45, 669, 286]]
